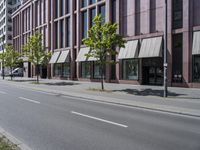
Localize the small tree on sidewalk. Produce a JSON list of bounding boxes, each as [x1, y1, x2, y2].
[[0, 44, 22, 80], [83, 15, 126, 90], [23, 32, 51, 84]]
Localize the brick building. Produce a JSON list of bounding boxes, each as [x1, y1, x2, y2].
[[12, 0, 200, 87]]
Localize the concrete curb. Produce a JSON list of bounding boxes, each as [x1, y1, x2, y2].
[[4, 80, 200, 118], [0, 127, 32, 150]]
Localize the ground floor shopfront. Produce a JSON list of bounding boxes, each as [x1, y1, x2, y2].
[[23, 31, 200, 88]]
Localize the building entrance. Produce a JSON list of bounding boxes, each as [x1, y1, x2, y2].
[[142, 58, 163, 85]]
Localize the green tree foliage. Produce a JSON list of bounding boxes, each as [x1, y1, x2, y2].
[[0, 44, 22, 80], [23, 32, 51, 83], [83, 15, 126, 90]]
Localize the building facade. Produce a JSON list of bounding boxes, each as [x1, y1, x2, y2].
[[12, 0, 200, 88], [0, 0, 22, 72]]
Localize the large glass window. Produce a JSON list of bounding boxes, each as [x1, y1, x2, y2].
[[54, 64, 62, 76], [172, 0, 183, 29], [193, 55, 200, 82], [82, 11, 88, 39], [93, 63, 101, 79], [54, 63, 70, 77], [81, 62, 91, 78], [63, 63, 70, 77], [123, 59, 138, 80]]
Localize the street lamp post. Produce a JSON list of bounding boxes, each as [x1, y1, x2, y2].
[[163, 0, 168, 97], [2, 34, 5, 80]]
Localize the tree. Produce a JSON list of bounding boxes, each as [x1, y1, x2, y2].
[[23, 32, 51, 83], [83, 15, 126, 90], [0, 44, 22, 80]]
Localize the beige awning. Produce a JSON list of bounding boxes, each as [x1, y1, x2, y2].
[[57, 50, 70, 63], [49, 51, 60, 64], [118, 40, 139, 59], [76, 47, 97, 62], [192, 31, 200, 55], [139, 37, 162, 58]]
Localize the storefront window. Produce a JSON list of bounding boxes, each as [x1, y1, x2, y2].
[[81, 62, 91, 78], [93, 63, 101, 79], [193, 55, 200, 82], [54, 64, 62, 76], [63, 63, 70, 77], [123, 59, 138, 80]]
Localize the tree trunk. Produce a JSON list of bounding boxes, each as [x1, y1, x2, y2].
[[10, 67, 13, 81], [100, 64, 104, 91], [36, 65, 39, 84]]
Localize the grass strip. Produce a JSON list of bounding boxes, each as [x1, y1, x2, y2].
[[0, 136, 20, 150]]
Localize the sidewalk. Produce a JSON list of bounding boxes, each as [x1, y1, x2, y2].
[[1, 77, 200, 117]]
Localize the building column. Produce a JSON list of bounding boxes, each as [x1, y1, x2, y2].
[[182, 0, 190, 85], [167, 0, 173, 86], [105, 0, 111, 82], [50, 0, 54, 78], [76, 0, 81, 79], [47, 0, 52, 78], [115, 0, 120, 81], [70, 0, 76, 80], [189, 0, 193, 84]]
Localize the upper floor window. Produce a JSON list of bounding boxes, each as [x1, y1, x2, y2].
[[60, 0, 65, 16], [90, 8, 96, 27], [60, 19, 64, 48], [66, 0, 70, 14], [172, 0, 183, 29], [82, 0, 87, 8], [111, 0, 116, 23], [55, 0, 59, 18], [99, 4, 106, 24], [82, 11, 88, 39], [89, 0, 96, 5]]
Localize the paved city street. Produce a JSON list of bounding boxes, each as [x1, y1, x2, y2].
[[0, 0, 200, 149], [0, 81, 200, 150]]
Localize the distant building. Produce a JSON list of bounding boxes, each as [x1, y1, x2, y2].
[[0, 0, 22, 72], [12, 0, 200, 88]]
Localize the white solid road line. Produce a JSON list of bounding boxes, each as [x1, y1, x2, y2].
[[71, 111, 128, 128], [35, 91, 58, 96], [18, 97, 41, 104], [0, 91, 7, 94]]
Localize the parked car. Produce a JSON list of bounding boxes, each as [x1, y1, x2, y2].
[[9, 68, 24, 77]]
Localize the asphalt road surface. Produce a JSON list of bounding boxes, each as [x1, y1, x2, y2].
[[0, 82, 200, 150]]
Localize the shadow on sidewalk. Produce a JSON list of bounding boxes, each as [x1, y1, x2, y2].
[[10, 79, 36, 82], [44, 82, 79, 86], [113, 88, 186, 97]]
